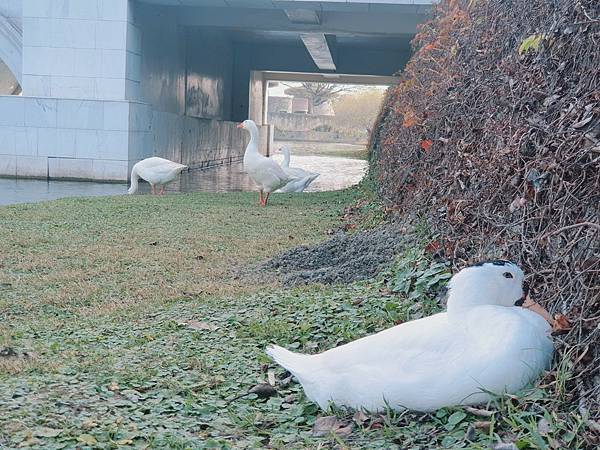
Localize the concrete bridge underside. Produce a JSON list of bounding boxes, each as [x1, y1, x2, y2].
[[0, 0, 433, 181]]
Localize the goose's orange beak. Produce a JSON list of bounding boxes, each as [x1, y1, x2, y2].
[[237, 123, 244, 129]]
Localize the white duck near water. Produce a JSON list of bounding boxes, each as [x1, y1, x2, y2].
[[277, 146, 320, 193], [238, 120, 291, 206], [267, 261, 554, 412], [128, 157, 188, 195]]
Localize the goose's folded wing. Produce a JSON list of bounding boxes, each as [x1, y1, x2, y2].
[[136, 163, 184, 181], [318, 312, 454, 370], [257, 158, 291, 182]]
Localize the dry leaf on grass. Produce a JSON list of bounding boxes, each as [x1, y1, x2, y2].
[[179, 320, 218, 331], [551, 313, 572, 336], [420, 139, 434, 151], [465, 406, 495, 417], [352, 410, 369, 426], [312, 416, 353, 437]]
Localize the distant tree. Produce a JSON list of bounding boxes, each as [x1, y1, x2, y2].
[[332, 88, 386, 133], [283, 82, 355, 113]]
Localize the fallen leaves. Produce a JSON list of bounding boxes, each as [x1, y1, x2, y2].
[[352, 410, 369, 426], [402, 110, 420, 128], [518, 34, 545, 55], [551, 313, 572, 336], [312, 416, 352, 437], [420, 139, 434, 151], [33, 427, 62, 438], [178, 320, 218, 331], [571, 115, 593, 129], [464, 406, 495, 417], [78, 434, 98, 445], [509, 197, 527, 212]]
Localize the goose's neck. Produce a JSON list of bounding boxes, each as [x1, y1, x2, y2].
[[245, 126, 260, 154], [282, 150, 290, 168], [446, 288, 501, 320]]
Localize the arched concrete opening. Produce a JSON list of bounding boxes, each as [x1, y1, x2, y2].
[[0, 0, 22, 94], [0, 58, 21, 95], [248, 71, 398, 155]]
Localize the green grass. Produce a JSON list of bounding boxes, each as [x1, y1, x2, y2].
[[0, 190, 591, 449]]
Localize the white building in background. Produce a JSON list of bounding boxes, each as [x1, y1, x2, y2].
[[0, 0, 434, 181]]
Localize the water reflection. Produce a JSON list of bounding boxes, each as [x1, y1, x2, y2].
[[0, 155, 367, 206], [171, 155, 367, 194], [0, 178, 127, 206]]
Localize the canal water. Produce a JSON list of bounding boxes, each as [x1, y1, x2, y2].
[[0, 155, 367, 206]]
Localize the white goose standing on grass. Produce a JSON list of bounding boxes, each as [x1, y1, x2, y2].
[[128, 157, 188, 195], [237, 120, 291, 206], [267, 260, 554, 412], [277, 146, 320, 193]]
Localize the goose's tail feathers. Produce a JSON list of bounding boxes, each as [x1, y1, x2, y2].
[[266, 345, 312, 376], [128, 165, 139, 194]]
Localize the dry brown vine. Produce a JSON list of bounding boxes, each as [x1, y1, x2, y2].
[[372, 0, 600, 428]]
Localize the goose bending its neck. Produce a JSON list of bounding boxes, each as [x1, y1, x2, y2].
[[128, 157, 187, 195], [281, 147, 291, 168]]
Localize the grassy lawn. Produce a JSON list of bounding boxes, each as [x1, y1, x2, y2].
[[0, 190, 589, 449]]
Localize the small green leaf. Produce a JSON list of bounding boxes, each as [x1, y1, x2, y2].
[[34, 427, 62, 438], [447, 410, 467, 426], [519, 34, 544, 55], [441, 435, 457, 448], [78, 434, 97, 445]]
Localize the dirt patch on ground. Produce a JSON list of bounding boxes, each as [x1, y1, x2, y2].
[[262, 223, 404, 285]]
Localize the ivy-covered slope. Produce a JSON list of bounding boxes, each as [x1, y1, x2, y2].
[[371, 0, 599, 419]]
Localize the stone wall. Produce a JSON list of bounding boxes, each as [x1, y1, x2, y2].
[[0, 96, 138, 180], [267, 112, 335, 132], [273, 129, 365, 144], [21, 0, 142, 101]]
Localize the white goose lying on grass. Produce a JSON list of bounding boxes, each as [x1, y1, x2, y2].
[[267, 260, 554, 412], [277, 146, 320, 193], [128, 157, 187, 195]]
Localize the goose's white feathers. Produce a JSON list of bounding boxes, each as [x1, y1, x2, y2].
[[240, 120, 291, 193], [128, 157, 187, 194], [278, 173, 320, 193], [277, 146, 320, 193], [267, 261, 553, 412]]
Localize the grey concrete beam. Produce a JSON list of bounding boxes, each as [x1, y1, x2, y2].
[[176, 6, 427, 36], [300, 33, 336, 71], [284, 8, 320, 24], [261, 70, 398, 85]]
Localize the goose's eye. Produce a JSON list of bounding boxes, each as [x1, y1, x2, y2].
[[503, 272, 513, 279]]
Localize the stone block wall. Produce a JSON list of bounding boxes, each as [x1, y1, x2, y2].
[[0, 96, 147, 180], [21, 0, 142, 101]]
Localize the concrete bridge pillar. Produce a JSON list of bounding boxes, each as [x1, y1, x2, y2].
[[0, 0, 150, 181], [21, 0, 140, 101]]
